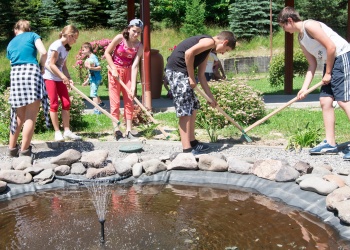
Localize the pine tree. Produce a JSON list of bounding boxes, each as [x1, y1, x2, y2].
[[180, 0, 206, 37]]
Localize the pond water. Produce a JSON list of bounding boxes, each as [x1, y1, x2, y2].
[[0, 183, 349, 249]]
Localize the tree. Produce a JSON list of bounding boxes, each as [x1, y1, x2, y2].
[[180, 0, 206, 36], [228, 0, 281, 41], [151, 0, 187, 28]]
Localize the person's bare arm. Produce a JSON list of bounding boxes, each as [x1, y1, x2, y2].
[[35, 39, 47, 74], [104, 34, 123, 77], [197, 55, 217, 108], [297, 45, 317, 100], [130, 43, 144, 99]]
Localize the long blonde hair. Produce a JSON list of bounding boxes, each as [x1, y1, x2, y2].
[[14, 20, 31, 32], [59, 25, 79, 51]]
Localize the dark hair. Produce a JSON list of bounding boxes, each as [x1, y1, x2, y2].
[[82, 42, 93, 53], [217, 31, 237, 50], [277, 6, 302, 23], [122, 27, 130, 40]]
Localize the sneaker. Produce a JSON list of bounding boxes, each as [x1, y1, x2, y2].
[[7, 145, 19, 158], [55, 131, 65, 142], [343, 151, 350, 160], [64, 130, 82, 141], [309, 140, 338, 155], [93, 108, 102, 115], [192, 142, 210, 152], [114, 130, 124, 141], [98, 102, 106, 108]]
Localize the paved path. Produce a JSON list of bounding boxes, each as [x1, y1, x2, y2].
[[83, 93, 321, 114]]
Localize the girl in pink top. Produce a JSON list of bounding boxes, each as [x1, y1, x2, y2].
[[105, 19, 144, 140]]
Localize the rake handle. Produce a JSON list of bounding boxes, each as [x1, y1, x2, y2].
[[194, 86, 245, 132], [70, 84, 121, 125], [244, 81, 324, 133], [107, 66, 169, 138]]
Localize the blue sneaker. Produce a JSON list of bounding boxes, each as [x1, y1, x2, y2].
[[93, 108, 102, 115], [309, 140, 338, 155], [193, 142, 210, 152], [343, 151, 350, 160]]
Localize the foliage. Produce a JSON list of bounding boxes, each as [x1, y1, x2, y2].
[[286, 122, 321, 151], [74, 38, 111, 86], [150, 0, 187, 29], [197, 119, 219, 143], [0, 88, 11, 144], [180, 0, 207, 37], [204, 0, 231, 27], [197, 79, 266, 130], [132, 104, 149, 126], [268, 50, 308, 87], [0, 68, 11, 94], [228, 0, 282, 41], [104, 0, 128, 30], [139, 123, 158, 139]]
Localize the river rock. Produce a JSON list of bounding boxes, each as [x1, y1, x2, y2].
[[142, 159, 167, 175], [293, 161, 313, 175], [80, 150, 108, 168], [326, 186, 350, 211], [323, 174, 345, 188], [0, 170, 32, 184], [50, 149, 81, 165], [33, 162, 58, 170], [86, 163, 116, 179], [33, 169, 54, 185], [334, 200, 350, 225], [311, 166, 332, 175], [299, 176, 338, 195], [71, 162, 86, 175], [24, 166, 44, 176], [253, 159, 299, 182], [113, 158, 132, 176], [0, 180, 7, 193], [167, 153, 198, 170], [198, 155, 228, 172], [54, 165, 71, 176], [227, 157, 253, 174], [132, 163, 143, 178], [13, 156, 32, 170], [123, 153, 139, 166], [295, 174, 323, 184]]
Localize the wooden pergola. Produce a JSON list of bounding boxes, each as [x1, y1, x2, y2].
[[128, 0, 350, 101]]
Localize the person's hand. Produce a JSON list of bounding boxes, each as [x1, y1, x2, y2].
[[189, 78, 196, 89], [297, 88, 308, 100], [208, 94, 217, 108], [111, 68, 119, 79], [82, 81, 88, 86], [322, 73, 331, 85], [128, 88, 135, 100]]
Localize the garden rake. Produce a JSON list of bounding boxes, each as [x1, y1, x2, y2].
[[194, 85, 252, 142], [244, 80, 324, 133], [107, 65, 170, 140]]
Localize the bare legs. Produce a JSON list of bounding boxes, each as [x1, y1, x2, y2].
[[179, 110, 197, 150], [9, 100, 40, 151], [50, 109, 71, 132]]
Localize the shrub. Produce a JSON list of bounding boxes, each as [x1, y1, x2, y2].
[[286, 122, 321, 151], [0, 88, 86, 144], [74, 39, 111, 87], [268, 50, 308, 87], [196, 79, 266, 129], [0, 68, 11, 94]]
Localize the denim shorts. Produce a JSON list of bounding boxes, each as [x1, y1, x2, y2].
[[165, 69, 200, 117], [320, 51, 350, 101], [90, 81, 100, 97]]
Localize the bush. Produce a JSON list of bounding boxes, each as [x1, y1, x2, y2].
[[197, 79, 266, 129], [268, 50, 308, 87], [74, 39, 111, 87], [0, 68, 11, 94], [0, 88, 86, 144]]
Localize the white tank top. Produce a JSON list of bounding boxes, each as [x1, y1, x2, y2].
[[299, 20, 350, 63]]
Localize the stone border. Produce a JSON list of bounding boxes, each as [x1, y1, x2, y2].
[[1, 140, 350, 242]]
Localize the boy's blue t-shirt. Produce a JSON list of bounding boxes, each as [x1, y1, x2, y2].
[[7, 32, 41, 66], [88, 54, 102, 84]]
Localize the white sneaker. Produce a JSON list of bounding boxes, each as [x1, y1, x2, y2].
[[54, 131, 64, 142], [63, 130, 82, 141]]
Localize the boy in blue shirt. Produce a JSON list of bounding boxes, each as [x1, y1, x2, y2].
[[81, 42, 105, 114]]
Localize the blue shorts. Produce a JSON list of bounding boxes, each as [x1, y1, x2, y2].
[[320, 51, 350, 101], [165, 69, 200, 117], [90, 81, 100, 98]]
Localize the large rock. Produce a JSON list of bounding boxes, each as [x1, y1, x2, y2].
[[70, 162, 86, 175], [24, 166, 44, 176], [0, 162, 13, 170], [86, 163, 116, 179], [334, 200, 350, 225], [198, 155, 228, 172], [113, 158, 132, 176], [50, 149, 81, 165], [12, 156, 32, 170], [33, 162, 58, 170], [253, 159, 299, 182], [80, 150, 108, 168], [33, 169, 54, 185], [132, 163, 143, 178], [326, 186, 350, 211], [167, 153, 198, 170], [299, 176, 338, 195], [54, 165, 71, 176], [227, 157, 254, 174], [0, 170, 32, 184], [142, 159, 167, 176], [123, 153, 139, 166], [323, 174, 345, 188], [293, 161, 313, 175]]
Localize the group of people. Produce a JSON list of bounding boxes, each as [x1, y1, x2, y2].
[[6, 6, 350, 161]]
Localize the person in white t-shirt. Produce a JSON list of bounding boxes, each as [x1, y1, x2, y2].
[[204, 51, 219, 81]]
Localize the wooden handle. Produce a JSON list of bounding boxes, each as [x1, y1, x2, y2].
[[194, 86, 245, 131], [244, 81, 324, 133], [107, 66, 170, 138], [70, 84, 120, 125]]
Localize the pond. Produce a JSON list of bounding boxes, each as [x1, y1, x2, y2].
[[0, 183, 349, 249]]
